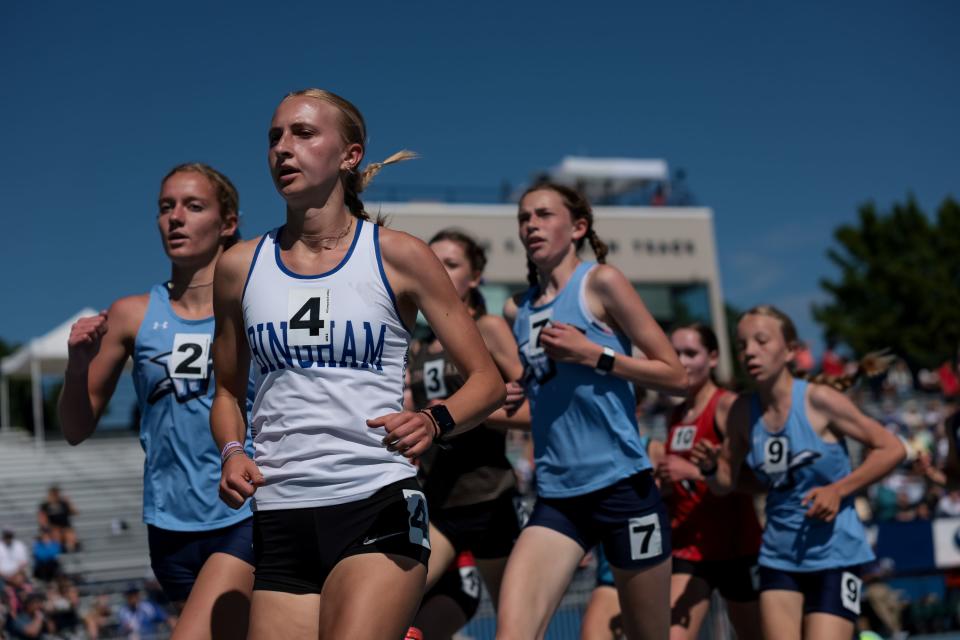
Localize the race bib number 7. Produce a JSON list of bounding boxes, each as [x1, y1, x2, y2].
[[170, 333, 210, 380], [527, 308, 553, 357]]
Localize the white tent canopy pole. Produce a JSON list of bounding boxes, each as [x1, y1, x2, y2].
[[0, 307, 99, 444]]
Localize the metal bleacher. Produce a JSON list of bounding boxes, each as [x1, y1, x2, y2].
[[0, 429, 149, 589]]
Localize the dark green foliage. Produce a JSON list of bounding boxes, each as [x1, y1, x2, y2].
[[814, 196, 960, 369]]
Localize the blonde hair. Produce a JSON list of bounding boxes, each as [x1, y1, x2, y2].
[[283, 89, 416, 222], [739, 305, 893, 391], [161, 163, 240, 248]]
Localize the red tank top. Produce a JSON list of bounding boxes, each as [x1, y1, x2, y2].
[[665, 388, 761, 561]]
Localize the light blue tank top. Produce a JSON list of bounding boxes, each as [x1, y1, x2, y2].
[[745, 378, 874, 571], [513, 262, 649, 498], [132, 284, 253, 531]]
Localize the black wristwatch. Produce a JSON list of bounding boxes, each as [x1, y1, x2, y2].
[[425, 404, 456, 439], [595, 346, 616, 375]]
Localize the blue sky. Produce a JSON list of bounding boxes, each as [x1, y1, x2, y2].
[[1, 1, 957, 356]]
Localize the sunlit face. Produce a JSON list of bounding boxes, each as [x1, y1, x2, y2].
[[517, 189, 587, 268], [736, 314, 794, 383], [157, 172, 235, 263], [671, 328, 716, 391], [267, 96, 362, 206], [430, 239, 480, 302]]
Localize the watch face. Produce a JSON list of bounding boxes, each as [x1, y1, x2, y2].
[[597, 351, 615, 372], [429, 404, 456, 434]]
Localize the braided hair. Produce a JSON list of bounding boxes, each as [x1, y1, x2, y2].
[[519, 181, 608, 291]]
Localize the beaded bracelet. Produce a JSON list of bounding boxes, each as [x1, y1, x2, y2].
[[220, 441, 244, 463]]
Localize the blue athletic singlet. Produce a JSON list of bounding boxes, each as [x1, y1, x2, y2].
[[745, 378, 874, 571], [132, 284, 253, 531], [513, 261, 649, 498]]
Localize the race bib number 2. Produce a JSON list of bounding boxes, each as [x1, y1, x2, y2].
[[170, 333, 210, 380], [287, 288, 332, 346]]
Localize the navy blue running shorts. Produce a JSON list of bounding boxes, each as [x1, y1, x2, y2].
[[758, 564, 864, 622], [430, 491, 524, 559], [148, 517, 254, 602], [527, 471, 671, 571]]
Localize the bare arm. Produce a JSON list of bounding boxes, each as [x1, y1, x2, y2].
[[476, 314, 530, 430], [210, 240, 263, 508], [373, 230, 505, 457], [539, 265, 687, 395], [58, 297, 145, 445], [691, 396, 751, 496], [801, 383, 905, 521]]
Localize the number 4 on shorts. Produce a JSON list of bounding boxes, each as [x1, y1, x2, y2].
[[628, 514, 663, 561]]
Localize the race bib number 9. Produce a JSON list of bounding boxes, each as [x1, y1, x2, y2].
[[670, 426, 697, 452], [763, 436, 790, 474], [170, 333, 210, 380], [287, 288, 332, 346], [840, 572, 862, 615]]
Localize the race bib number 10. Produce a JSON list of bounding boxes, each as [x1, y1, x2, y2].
[[670, 426, 697, 452], [170, 333, 210, 380], [287, 288, 332, 346]]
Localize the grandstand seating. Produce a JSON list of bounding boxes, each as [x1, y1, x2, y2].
[[0, 429, 149, 586]]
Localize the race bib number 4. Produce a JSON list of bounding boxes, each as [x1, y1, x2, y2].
[[763, 436, 790, 474], [403, 489, 431, 550], [287, 288, 332, 346], [670, 426, 697, 452], [170, 333, 210, 380]]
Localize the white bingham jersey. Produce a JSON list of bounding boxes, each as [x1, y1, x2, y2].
[[242, 219, 414, 510]]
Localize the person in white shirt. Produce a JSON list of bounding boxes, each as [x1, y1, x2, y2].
[[0, 529, 29, 580]]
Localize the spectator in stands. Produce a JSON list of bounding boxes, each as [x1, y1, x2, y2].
[[117, 586, 171, 639], [7, 593, 51, 639], [30, 530, 60, 582], [83, 594, 116, 640], [36, 486, 78, 553], [0, 532, 29, 582], [937, 489, 960, 517], [820, 339, 846, 379], [884, 359, 914, 399], [44, 576, 79, 637]]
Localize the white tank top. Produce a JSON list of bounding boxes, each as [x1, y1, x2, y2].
[[242, 219, 414, 510]]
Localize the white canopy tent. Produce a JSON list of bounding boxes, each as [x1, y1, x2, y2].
[[548, 156, 669, 201], [1, 308, 98, 447]]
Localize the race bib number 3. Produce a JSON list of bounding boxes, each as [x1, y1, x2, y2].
[[170, 333, 210, 380], [840, 572, 862, 615], [763, 436, 790, 474], [403, 489, 431, 550], [670, 426, 697, 452], [423, 359, 448, 400], [287, 288, 332, 346], [628, 513, 663, 561], [527, 308, 553, 357]]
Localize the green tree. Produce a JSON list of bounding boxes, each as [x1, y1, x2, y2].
[[813, 196, 960, 369]]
